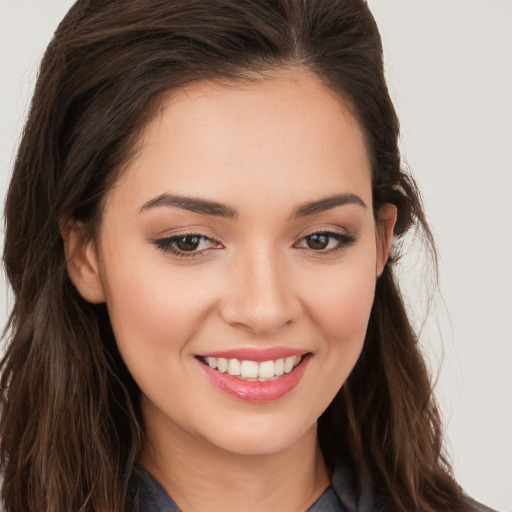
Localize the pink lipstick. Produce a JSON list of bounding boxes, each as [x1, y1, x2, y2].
[[196, 350, 311, 403]]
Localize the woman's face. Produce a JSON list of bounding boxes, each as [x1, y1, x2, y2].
[[70, 70, 395, 456]]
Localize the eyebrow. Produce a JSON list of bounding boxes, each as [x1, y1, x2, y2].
[[139, 192, 366, 218], [293, 193, 366, 218], [139, 193, 237, 218]]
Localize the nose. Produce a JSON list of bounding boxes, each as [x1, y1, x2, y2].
[[220, 247, 302, 336]]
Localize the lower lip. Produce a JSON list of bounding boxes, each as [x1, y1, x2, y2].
[[198, 356, 310, 403]]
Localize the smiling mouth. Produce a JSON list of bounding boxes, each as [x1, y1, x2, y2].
[[197, 355, 305, 382]]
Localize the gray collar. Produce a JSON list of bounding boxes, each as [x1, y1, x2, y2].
[[130, 460, 375, 512]]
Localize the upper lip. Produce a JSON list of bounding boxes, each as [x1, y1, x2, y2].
[[196, 347, 310, 362]]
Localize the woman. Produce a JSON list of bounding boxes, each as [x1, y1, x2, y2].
[[0, 1, 496, 511]]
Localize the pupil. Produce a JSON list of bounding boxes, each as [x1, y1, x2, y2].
[[307, 234, 329, 250], [177, 235, 200, 251]]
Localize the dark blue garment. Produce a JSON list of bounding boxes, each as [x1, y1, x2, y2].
[[129, 463, 497, 512], [130, 462, 366, 512]]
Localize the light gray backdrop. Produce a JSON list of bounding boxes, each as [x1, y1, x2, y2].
[[1, 1, 511, 510]]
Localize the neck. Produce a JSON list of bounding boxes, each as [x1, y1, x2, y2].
[[139, 409, 330, 512]]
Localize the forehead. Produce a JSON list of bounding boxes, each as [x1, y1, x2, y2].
[[111, 69, 372, 213]]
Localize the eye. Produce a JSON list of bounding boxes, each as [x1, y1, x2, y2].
[[151, 233, 222, 258], [173, 235, 207, 252], [295, 230, 357, 254], [304, 233, 334, 250]]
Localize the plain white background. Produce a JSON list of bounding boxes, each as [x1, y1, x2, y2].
[[1, 1, 511, 510]]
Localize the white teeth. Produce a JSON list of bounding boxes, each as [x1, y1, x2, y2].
[[258, 360, 275, 379], [203, 355, 304, 380], [274, 358, 284, 376], [240, 360, 259, 378], [284, 356, 296, 373], [217, 357, 228, 373], [228, 358, 241, 376]]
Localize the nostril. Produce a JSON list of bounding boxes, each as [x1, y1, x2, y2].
[[218, 260, 302, 334], [220, 303, 302, 336]]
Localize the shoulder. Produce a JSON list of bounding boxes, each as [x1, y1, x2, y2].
[[330, 460, 499, 512]]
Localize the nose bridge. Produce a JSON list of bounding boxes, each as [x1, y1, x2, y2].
[[221, 243, 300, 334]]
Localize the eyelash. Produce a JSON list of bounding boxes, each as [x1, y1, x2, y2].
[[151, 232, 222, 259], [151, 229, 357, 259], [294, 230, 357, 255]]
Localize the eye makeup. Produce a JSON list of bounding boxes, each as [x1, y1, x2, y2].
[[150, 224, 357, 261], [151, 231, 223, 259], [295, 229, 357, 253]]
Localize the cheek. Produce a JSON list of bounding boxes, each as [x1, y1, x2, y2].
[[287, 255, 376, 429], [101, 252, 216, 362], [305, 255, 376, 344], [321, 276, 375, 340], [300, 248, 376, 401]]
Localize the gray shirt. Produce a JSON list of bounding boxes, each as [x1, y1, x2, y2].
[[129, 463, 496, 512]]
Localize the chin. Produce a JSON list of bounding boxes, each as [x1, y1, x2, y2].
[[197, 415, 318, 457]]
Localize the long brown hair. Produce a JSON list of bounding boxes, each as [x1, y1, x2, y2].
[[1, 1, 474, 510]]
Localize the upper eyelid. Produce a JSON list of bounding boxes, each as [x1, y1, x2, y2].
[[294, 226, 357, 247], [151, 233, 222, 260], [151, 226, 351, 242], [152, 226, 221, 241], [151, 230, 356, 262], [155, 233, 222, 249], [293, 225, 351, 240]]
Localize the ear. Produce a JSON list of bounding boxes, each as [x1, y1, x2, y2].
[[375, 203, 397, 277], [61, 219, 106, 303]]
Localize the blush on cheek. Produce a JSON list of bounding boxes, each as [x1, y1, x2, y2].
[[312, 270, 376, 340], [104, 264, 207, 355]]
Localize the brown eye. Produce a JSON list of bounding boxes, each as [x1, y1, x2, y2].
[[295, 230, 357, 255], [175, 235, 201, 251], [305, 233, 330, 250], [152, 233, 221, 258]]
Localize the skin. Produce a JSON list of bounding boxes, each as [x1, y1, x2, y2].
[[66, 69, 396, 512]]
